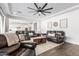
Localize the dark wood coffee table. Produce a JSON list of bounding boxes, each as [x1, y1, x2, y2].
[[31, 36, 46, 45]]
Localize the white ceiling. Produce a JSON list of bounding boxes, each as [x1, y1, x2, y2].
[[1, 3, 79, 21]]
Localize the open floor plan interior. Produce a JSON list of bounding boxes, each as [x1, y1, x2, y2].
[[0, 3, 79, 56]]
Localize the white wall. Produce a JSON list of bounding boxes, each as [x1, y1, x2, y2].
[[40, 8, 79, 45]]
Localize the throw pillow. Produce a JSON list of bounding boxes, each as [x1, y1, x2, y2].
[[4, 33, 19, 46], [18, 34, 25, 41], [57, 33, 61, 36], [48, 33, 55, 37], [29, 33, 33, 36]]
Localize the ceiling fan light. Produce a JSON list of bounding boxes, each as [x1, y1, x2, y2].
[[39, 12, 41, 14]]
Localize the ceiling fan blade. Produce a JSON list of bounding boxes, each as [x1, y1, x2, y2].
[[44, 12, 51, 13], [42, 3, 48, 9], [34, 3, 39, 9], [33, 12, 38, 15], [41, 12, 46, 16], [28, 11, 36, 13], [27, 7, 37, 11], [44, 8, 53, 11]]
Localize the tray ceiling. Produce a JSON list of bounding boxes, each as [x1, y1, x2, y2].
[[1, 3, 79, 21]]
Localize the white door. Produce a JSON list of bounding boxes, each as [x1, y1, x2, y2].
[[34, 23, 37, 31]]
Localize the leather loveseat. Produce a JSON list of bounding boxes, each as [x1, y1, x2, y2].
[[46, 31, 65, 43], [0, 33, 37, 56]]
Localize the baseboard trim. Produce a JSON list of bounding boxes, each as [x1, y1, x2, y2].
[[65, 41, 79, 46]]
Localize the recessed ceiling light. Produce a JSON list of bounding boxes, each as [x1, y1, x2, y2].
[[12, 12, 17, 15], [12, 11, 22, 15], [17, 11, 22, 13]]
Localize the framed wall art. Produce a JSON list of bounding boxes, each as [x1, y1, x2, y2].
[[60, 18, 68, 28], [53, 22, 58, 27]]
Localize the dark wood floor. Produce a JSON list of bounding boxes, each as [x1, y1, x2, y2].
[[38, 42, 79, 56]]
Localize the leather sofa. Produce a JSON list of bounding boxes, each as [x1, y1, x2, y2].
[[16, 30, 38, 40], [0, 33, 37, 56], [16, 30, 30, 40], [46, 31, 65, 43]]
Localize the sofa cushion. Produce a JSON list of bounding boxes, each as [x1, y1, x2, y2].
[[10, 47, 26, 56], [4, 33, 19, 46], [18, 34, 25, 41], [0, 43, 20, 55], [57, 32, 62, 36], [48, 33, 55, 37], [0, 34, 7, 48]]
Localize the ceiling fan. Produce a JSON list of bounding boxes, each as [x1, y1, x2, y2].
[[27, 3, 53, 16]]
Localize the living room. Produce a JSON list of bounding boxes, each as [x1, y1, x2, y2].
[[0, 2, 79, 56]]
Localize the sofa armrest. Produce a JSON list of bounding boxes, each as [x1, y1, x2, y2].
[[21, 42, 37, 49], [21, 41, 37, 44]]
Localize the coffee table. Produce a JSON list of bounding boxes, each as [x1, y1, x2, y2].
[[31, 36, 46, 45]]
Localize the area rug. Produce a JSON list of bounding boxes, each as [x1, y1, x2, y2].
[[35, 41, 63, 55]]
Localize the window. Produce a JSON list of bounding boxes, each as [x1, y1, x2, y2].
[[0, 14, 2, 33], [0, 7, 4, 33]]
